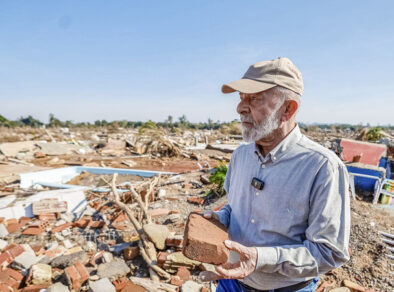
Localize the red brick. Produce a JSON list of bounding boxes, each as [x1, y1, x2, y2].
[[44, 247, 64, 259], [31, 246, 45, 256], [6, 218, 17, 225], [65, 262, 88, 291], [73, 219, 92, 229], [170, 276, 184, 286], [0, 268, 23, 289], [183, 212, 229, 265], [120, 282, 145, 292], [156, 252, 169, 267], [113, 213, 128, 223], [38, 213, 56, 221], [22, 226, 44, 235], [113, 277, 129, 292], [21, 284, 50, 292], [0, 283, 11, 292], [74, 262, 89, 282], [51, 222, 72, 233], [65, 265, 81, 291], [90, 221, 105, 229], [5, 268, 24, 281], [0, 252, 12, 266], [187, 197, 205, 205], [19, 216, 31, 225], [28, 220, 47, 228], [6, 244, 25, 258], [89, 201, 100, 210], [6, 223, 22, 233], [147, 208, 170, 218], [176, 266, 190, 282], [165, 237, 183, 247], [112, 223, 128, 231]]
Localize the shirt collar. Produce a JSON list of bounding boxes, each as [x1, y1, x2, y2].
[[254, 124, 302, 162]]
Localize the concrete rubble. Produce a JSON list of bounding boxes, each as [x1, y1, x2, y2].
[[0, 126, 391, 291]]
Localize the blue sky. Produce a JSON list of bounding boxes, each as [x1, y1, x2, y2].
[[0, 0, 393, 125]]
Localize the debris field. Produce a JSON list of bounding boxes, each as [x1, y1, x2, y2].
[[0, 126, 392, 292]]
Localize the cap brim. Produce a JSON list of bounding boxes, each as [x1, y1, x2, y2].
[[222, 78, 276, 94]]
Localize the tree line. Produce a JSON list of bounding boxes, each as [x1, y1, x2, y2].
[[0, 113, 236, 130], [0, 113, 392, 131]]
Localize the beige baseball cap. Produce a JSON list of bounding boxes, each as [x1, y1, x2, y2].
[[221, 57, 303, 95]]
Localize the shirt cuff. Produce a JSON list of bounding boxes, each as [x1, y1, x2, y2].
[[215, 210, 230, 227], [255, 246, 278, 271]]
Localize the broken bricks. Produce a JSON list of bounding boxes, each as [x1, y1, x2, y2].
[[65, 262, 89, 290]]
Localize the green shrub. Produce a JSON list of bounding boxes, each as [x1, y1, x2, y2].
[[209, 163, 228, 196]]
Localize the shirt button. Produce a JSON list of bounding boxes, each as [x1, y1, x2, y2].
[[261, 164, 265, 168], [251, 219, 255, 223], [255, 192, 259, 196], [273, 156, 276, 161]]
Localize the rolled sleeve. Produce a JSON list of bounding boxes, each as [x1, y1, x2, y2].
[[215, 203, 232, 228]]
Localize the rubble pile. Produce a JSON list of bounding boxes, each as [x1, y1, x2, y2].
[[0, 126, 392, 291], [0, 169, 227, 291]]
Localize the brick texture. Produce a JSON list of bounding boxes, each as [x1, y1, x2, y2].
[[183, 212, 229, 265]]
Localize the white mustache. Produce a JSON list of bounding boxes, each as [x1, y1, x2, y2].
[[240, 115, 254, 124]]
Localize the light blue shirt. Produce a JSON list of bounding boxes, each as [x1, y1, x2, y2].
[[216, 125, 350, 290]]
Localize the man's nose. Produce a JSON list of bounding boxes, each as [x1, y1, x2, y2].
[[237, 99, 250, 115]]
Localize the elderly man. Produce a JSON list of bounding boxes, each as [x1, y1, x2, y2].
[[201, 57, 350, 292]]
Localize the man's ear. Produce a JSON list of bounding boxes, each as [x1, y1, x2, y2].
[[281, 100, 298, 122]]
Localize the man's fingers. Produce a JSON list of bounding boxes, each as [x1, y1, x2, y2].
[[218, 261, 240, 270], [203, 210, 219, 221], [199, 271, 220, 282], [224, 240, 250, 256], [215, 265, 245, 279], [203, 210, 213, 219]]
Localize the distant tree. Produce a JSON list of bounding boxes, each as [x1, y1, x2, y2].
[[139, 120, 157, 134], [19, 115, 43, 127], [178, 115, 187, 124], [48, 113, 63, 127], [164, 115, 174, 128], [117, 120, 128, 128], [207, 118, 213, 130], [0, 114, 8, 123], [64, 120, 73, 128]]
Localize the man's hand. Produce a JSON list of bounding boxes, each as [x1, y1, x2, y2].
[[203, 210, 219, 221], [199, 240, 258, 281]]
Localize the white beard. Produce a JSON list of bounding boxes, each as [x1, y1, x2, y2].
[[240, 103, 282, 143]]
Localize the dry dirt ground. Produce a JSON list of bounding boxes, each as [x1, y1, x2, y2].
[[321, 199, 393, 291]]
